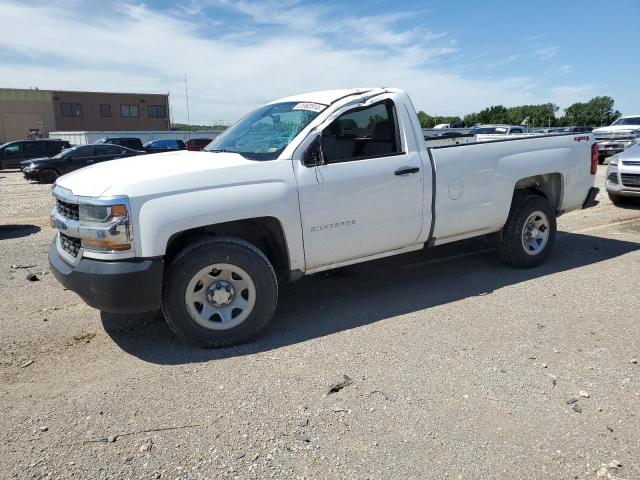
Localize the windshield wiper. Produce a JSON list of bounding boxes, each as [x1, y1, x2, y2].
[[207, 149, 229, 153]]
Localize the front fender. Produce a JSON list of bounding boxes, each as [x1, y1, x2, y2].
[[133, 180, 305, 271]]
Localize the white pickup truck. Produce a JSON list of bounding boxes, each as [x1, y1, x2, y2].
[[48, 88, 600, 347], [593, 115, 640, 163]]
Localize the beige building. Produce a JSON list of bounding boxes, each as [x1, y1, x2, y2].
[[0, 88, 170, 143], [0, 89, 56, 144]]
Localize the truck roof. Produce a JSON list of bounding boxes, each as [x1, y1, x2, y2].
[[269, 88, 386, 106]]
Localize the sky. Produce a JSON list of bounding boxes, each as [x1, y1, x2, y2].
[[0, 0, 638, 125]]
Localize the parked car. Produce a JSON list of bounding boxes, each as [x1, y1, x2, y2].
[[592, 115, 640, 164], [432, 121, 465, 129], [94, 137, 144, 150], [143, 139, 186, 153], [21, 144, 145, 183], [0, 139, 70, 170], [468, 124, 528, 135], [605, 144, 640, 205], [185, 138, 213, 151], [48, 87, 598, 347]]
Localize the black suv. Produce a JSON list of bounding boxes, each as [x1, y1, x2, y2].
[[0, 140, 71, 170], [94, 137, 144, 150]]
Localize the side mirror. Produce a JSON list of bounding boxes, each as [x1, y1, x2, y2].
[[302, 137, 325, 167]]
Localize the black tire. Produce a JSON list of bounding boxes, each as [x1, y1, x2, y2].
[[608, 192, 627, 206], [38, 169, 58, 184], [162, 237, 278, 347], [497, 194, 557, 268]]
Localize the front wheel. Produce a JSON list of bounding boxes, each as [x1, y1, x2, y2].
[[497, 194, 557, 268], [38, 169, 58, 184], [162, 237, 278, 347]]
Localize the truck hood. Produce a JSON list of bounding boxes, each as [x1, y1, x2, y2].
[[55, 150, 268, 197], [593, 125, 640, 134]]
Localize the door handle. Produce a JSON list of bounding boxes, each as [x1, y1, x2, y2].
[[394, 167, 420, 176]]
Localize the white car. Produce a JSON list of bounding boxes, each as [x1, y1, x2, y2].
[[47, 87, 599, 347], [605, 144, 640, 204], [468, 124, 529, 135], [593, 115, 640, 163]]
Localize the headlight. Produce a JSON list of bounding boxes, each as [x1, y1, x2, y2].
[[78, 201, 133, 252], [609, 157, 619, 166], [79, 204, 128, 223]]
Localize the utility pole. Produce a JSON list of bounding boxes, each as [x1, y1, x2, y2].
[[184, 73, 191, 139]]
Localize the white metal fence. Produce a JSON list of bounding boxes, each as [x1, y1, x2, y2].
[[47, 130, 222, 145]]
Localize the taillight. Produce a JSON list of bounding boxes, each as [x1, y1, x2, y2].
[[591, 143, 598, 174]]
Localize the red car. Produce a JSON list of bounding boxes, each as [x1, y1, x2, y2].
[[185, 138, 213, 151]]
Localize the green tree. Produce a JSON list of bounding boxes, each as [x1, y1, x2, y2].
[[560, 96, 621, 127], [417, 111, 433, 128]]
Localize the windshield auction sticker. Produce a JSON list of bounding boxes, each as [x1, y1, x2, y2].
[[293, 102, 326, 112]]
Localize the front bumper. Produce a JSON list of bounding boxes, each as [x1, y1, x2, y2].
[[48, 240, 163, 314], [605, 167, 640, 197], [22, 168, 38, 180]]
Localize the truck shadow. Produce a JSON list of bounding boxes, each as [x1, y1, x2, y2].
[[0, 224, 41, 240], [100, 228, 640, 365]]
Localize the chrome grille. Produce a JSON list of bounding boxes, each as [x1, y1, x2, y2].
[[60, 233, 81, 257], [622, 160, 640, 166], [620, 174, 640, 188], [607, 173, 619, 184], [56, 199, 79, 221]]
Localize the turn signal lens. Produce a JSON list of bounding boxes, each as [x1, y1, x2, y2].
[[81, 239, 131, 251], [110, 204, 128, 217]]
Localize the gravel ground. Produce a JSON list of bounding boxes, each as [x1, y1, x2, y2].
[[1, 167, 639, 480]]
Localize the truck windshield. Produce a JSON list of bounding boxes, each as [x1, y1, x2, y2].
[[204, 101, 326, 160], [611, 117, 640, 126]]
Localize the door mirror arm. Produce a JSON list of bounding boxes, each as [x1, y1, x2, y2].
[[302, 137, 325, 168]]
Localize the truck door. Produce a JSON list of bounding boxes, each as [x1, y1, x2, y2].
[[295, 98, 425, 269]]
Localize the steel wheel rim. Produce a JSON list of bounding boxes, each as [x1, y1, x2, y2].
[[185, 263, 256, 330], [521, 210, 549, 255]]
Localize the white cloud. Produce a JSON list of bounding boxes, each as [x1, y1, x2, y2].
[[534, 46, 560, 61], [0, 1, 600, 122], [557, 64, 572, 76], [486, 54, 521, 69]]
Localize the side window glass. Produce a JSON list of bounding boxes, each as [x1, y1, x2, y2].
[[24, 142, 44, 154], [5, 143, 22, 154], [70, 147, 94, 159], [320, 101, 399, 164], [95, 145, 120, 155]]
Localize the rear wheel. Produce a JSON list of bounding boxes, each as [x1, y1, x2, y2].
[[497, 194, 557, 268], [38, 169, 58, 184], [162, 237, 278, 347]]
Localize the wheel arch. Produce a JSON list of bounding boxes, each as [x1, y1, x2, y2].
[[164, 217, 293, 281], [513, 172, 564, 213]]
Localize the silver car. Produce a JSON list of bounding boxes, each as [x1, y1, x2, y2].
[[605, 144, 640, 204]]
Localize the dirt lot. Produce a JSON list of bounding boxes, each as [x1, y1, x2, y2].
[[1, 167, 639, 479]]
